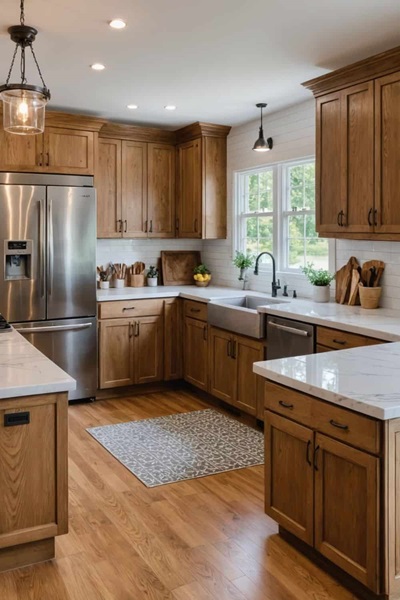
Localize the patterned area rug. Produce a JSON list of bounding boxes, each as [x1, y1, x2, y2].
[[87, 409, 264, 487]]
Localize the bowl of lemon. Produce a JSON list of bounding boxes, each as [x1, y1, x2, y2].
[[193, 264, 212, 287]]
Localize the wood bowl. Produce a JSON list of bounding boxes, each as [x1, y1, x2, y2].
[[194, 276, 211, 287]]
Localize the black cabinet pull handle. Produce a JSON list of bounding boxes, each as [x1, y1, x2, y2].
[[374, 208, 378, 227], [337, 211, 341, 226], [149, 220, 153, 233], [124, 219, 127, 233], [190, 308, 201, 313], [306, 440, 312, 466], [333, 339, 346, 345], [144, 220, 148, 233], [278, 400, 294, 409], [329, 419, 349, 431], [4, 412, 30, 427], [314, 445, 320, 471], [122, 306, 136, 311], [368, 208, 373, 227], [227, 340, 232, 357]]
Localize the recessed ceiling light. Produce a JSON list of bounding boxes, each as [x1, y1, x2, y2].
[[91, 63, 105, 71], [164, 105, 176, 111], [109, 19, 126, 29], [127, 104, 138, 110]]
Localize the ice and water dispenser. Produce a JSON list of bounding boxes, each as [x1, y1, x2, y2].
[[4, 240, 33, 280]]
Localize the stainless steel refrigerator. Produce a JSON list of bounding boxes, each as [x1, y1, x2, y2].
[[0, 172, 97, 401]]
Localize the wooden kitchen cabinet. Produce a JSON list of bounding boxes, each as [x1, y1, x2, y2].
[[147, 143, 175, 238], [122, 141, 147, 238], [96, 138, 122, 238], [316, 326, 385, 352], [265, 411, 314, 545], [183, 317, 209, 391], [0, 128, 42, 171], [304, 47, 400, 239], [314, 433, 379, 591], [208, 326, 264, 416], [164, 298, 183, 381], [0, 392, 68, 570], [135, 316, 164, 384], [176, 135, 228, 239]]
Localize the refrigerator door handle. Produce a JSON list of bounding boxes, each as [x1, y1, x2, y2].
[[38, 199, 45, 298], [48, 198, 54, 297], [15, 323, 93, 334]]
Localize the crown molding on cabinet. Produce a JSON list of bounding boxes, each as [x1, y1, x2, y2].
[[99, 122, 177, 144], [175, 122, 232, 144], [302, 45, 400, 96]]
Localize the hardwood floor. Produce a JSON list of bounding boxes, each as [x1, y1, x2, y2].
[[0, 390, 357, 599]]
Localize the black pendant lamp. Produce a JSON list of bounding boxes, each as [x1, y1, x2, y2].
[[252, 103, 273, 152], [0, 0, 51, 135]]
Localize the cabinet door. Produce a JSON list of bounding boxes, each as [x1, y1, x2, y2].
[[0, 394, 68, 547], [164, 299, 183, 380], [122, 140, 147, 238], [147, 143, 175, 238], [342, 82, 374, 233], [177, 139, 202, 238], [314, 433, 379, 592], [183, 317, 208, 391], [134, 316, 164, 384], [375, 71, 400, 233], [44, 127, 94, 174], [203, 136, 227, 239], [265, 411, 314, 545], [98, 319, 134, 388], [208, 327, 236, 405], [316, 92, 345, 234], [235, 335, 264, 416], [0, 129, 43, 171], [96, 138, 122, 238]]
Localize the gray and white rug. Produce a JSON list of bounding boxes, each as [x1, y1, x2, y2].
[[87, 409, 264, 487]]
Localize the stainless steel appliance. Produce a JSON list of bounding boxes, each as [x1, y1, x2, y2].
[[266, 315, 315, 359], [0, 173, 97, 401]]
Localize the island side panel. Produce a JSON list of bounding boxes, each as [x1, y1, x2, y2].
[[385, 418, 400, 598]]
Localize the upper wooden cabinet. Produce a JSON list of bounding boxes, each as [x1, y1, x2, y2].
[[304, 45, 400, 239], [176, 134, 228, 239], [97, 138, 122, 239], [147, 143, 175, 238]]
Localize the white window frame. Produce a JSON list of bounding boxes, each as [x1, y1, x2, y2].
[[234, 157, 335, 274]]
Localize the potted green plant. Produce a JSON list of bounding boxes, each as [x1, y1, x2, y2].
[[147, 265, 159, 287], [301, 263, 335, 303], [193, 264, 212, 287], [233, 251, 254, 285]]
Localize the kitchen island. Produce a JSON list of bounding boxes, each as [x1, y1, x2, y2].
[[254, 344, 400, 599], [0, 328, 75, 573]]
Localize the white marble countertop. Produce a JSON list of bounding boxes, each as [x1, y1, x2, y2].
[[254, 343, 400, 420], [98, 286, 400, 341], [0, 328, 76, 400]]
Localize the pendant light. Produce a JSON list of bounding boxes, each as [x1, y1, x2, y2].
[[252, 103, 273, 152], [0, 0, 50, 135]]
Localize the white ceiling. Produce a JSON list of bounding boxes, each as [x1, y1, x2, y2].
[[1, 0, 400, 128]]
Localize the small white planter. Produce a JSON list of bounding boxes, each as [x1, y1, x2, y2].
[[99, 280, 110, 289], [313, 285, 330, 303], [147, 278, 158, 287], [113, 279, 125, 288]]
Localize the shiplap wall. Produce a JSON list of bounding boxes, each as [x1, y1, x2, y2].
[[97, 98, 400, 308]]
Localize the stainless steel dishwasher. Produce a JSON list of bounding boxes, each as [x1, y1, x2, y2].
[[266, 315, 315, 359]]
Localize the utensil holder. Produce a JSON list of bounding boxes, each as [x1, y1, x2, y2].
[[130, 274, 145, 288], [359, 285, 382, 309], [113, 278, 125, 288]]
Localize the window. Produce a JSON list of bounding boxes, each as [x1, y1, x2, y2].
[[236, 158, 330, 271]]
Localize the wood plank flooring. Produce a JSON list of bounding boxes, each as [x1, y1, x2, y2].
[[0, 390, 357, 599]]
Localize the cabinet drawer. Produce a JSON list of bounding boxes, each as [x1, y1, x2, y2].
[[98, 299, 163, 319], [183, 300, 208, 321], [312, 401, 381, 454], [264, 382, 312, 427], [316, 326, 384, 350]]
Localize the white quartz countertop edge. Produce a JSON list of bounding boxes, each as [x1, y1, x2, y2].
[[0, 329, 76, 400]]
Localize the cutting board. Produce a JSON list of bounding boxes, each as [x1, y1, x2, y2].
[[161, 251, 202, 285], [335, 256, 359, 304]]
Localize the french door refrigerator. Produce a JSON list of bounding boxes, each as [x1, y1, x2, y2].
[[0, 173, 97, 401]]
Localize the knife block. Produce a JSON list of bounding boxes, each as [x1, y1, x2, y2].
[[129, 274, 145, 287]]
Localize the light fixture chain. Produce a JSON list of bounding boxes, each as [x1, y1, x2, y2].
[[20, 0, 25, 25], [5, 44, 19, 85], [20, 46, 27, 84], [29, 43, 48, 89]]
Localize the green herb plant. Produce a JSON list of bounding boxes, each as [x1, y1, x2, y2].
[[301, 263, 335, 287], [233, 251, 254, 270], [193, 264, 211, 275], [147, 265, 159, 278]]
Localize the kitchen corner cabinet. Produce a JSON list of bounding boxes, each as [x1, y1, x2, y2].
[[264, 381, 386, 595], [176, 136, 227, 239], [96, 139, 174, 239], [209, 326, 264, 416], [0, 392, 68, 572], [304, 46, 400, 239], [0, 127, 95, 175]]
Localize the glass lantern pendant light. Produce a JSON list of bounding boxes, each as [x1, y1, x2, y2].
[[0, 0, 51, 135], [252, 103, 273, 152]]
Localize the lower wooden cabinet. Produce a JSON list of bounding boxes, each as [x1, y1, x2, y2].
[[0, 393, 68, 569], [209, 326, 264, 415], [183, 317, 209, 391], [264, 382, 383, 595], [164, 298, 183, 381], [99, 316, 163, 388]]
